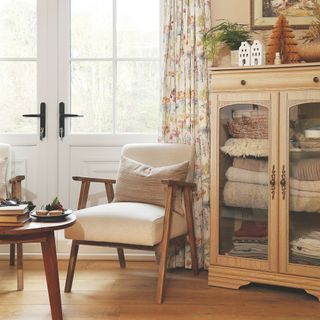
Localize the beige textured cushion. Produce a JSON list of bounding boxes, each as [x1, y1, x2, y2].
[[113, 156, 189, 214], [0, 158, 8, 199], [64, 202, 187, 246]]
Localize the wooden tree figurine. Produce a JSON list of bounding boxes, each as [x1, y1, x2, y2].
[[266, 15, 300, 64]]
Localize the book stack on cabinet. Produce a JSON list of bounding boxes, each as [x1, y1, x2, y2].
[[0, 204, 30, 227]]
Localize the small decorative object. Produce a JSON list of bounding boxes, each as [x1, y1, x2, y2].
[[266, 15, 300, 64], [250, 40, 264, 66], [45, 196, 64, 211], [299, 1, 320, 62], [238, 41, 251, 66], [274, 52, 281, 65], [202, 21, 251, 66]]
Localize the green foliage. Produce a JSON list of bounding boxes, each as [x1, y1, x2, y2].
[[203, 21, 251, 57]]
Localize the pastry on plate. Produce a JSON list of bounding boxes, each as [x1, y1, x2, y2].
[[36, 210, 48, 216], [49, 210, 63, 216]]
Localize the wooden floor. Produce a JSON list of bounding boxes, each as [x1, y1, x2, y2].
[[0, 260, 319, 320]]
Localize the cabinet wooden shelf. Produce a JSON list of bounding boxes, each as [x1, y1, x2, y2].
[[209, 63, 320, 301]]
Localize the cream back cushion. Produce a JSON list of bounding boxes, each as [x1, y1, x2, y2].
[[121, 143, 195, 182], [113, 156, 189, 213], [0, 158, 8, 199]]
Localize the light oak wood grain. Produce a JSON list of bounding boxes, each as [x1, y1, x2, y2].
[[0, 260, 319, 320]]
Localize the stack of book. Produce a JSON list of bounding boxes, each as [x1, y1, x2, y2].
[[0, 204, 30, 227]]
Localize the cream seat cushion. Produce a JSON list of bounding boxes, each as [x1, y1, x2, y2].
[[65, 202, 187, 246]]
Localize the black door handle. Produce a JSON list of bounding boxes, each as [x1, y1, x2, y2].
[[59, 102, 83, 139], [23, 102, 46, 141]]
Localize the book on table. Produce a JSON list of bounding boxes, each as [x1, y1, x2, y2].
[[0, 204, 29, 215], [0, 204, 30, 227]]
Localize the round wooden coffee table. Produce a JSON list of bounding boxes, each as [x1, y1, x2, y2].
[[0, 214, 76, 320]]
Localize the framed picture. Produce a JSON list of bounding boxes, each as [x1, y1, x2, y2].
[[251, 0, 318, 30]]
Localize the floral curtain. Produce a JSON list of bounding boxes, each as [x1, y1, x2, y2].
[[159, 0, 211, 269]]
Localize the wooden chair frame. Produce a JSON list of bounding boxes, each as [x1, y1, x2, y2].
[[65, 176, 199, 303], [8, 175, 25, 291]]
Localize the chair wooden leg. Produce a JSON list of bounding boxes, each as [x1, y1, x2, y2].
[[117, 248, 126, 268], [184, 187, 199, 275], [17, 243, 23, 291], [9, 243, 15, 266], [156, 186, 174, 304], [64, 240, 79, 293]]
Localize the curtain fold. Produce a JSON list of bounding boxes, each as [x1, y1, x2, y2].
[[159, 0, 211, 269]]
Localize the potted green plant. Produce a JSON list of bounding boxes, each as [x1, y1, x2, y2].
[[203, 21, 251, 66]]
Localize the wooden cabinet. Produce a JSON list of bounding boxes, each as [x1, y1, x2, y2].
[[209, 63, 320, 300]]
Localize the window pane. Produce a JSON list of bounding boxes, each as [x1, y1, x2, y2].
[[116, 61, 159, 133], [0, 0, 36, 58], [71, 0, 113, 58], [71, 62, 113, 133], [117, 0, 159, 58], [0, 62, 36, 133]]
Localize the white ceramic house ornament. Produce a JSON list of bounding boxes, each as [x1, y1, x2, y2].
[[238, 41, 251, 67], [251, 40, 264, 66]]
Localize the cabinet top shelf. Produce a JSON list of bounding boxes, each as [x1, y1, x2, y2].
[[210, 62, 320, 73], [209, 62, 320, 92]]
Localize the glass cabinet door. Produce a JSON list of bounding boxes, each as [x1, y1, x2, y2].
[[288, 102, 320, 269], [218, 104, 270, 262]]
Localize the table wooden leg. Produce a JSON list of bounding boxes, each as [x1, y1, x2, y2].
[[17, 243, 23, 291], [41, 232, 63, 320]]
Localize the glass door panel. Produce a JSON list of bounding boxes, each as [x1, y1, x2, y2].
[[219, 104, 269, 260], [289, 102, 320, 267], [0, 0, 37, 134]]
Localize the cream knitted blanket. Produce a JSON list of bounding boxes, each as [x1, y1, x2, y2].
[[226, 166, 268, 185]]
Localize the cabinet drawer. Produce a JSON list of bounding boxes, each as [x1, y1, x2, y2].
[[210, 68, 320, 92]]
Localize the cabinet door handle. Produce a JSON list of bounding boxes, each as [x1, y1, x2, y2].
[[240, 80, 246, 86], [313, 76, 319, 83], [269, 164, 276, 200], [280, 165, 286, 200]]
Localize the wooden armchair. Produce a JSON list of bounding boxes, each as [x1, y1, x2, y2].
[[64, 143, 199, 303], [0, 143, 25, 290]]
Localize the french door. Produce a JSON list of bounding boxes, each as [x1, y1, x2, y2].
[[0, 0, 159, 257]]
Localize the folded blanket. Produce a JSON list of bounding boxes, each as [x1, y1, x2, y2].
[[233, 158, 268, 172], [226, 166, 268, 185], [290, 188, 320, 198], [221, 138, 268, 158], [290, 195, 320, 213], [223, 182, 268, 210], [290, 177, 320, 192], [290, 158, 320, 181]]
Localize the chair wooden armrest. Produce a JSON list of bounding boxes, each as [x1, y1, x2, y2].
[[161, 179, 196, 189], [9, 175, 25, 200], [72, 176, 116, 210], [9, 175, 25, 184]]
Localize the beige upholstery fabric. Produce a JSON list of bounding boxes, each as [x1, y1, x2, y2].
[[64, 202, 187, 246], [0, 143, 10, 199], [65, 143, 195, 246], [0, 158, 8, 199], [121, 143, 195, 182], [113, 156, 189, 214]]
